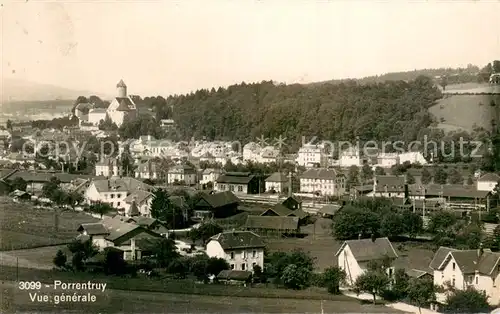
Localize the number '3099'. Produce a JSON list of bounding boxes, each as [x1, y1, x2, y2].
[[18, 281, 42, 290]]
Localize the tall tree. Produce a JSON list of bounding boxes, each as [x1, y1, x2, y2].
[[150, 189, 186, 229], [361, 164, 374, 184], [433, 167, 448, 185], [421, 168, 432, 184], [407, 278, 436, 314], [347, 165, 360, 188], [406, 172, 416, 184], [448, 168, 463, 184], [443, 287, 490, 314]]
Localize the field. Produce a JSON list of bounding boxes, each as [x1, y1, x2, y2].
[[266, 218, 435, 272], [0, 197, 98, 250], [429, 93, 495, 133], [0, 281, 401, 313]]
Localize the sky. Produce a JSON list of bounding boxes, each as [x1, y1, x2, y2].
[[1, 0, 500, 96]]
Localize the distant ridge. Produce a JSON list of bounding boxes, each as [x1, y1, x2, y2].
[[1, 78, 105, 102]]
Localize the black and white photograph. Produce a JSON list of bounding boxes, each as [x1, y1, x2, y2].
[[1, 1, 500, 313]]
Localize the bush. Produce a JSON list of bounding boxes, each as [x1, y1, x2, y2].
[[53, 250, 67, 268]]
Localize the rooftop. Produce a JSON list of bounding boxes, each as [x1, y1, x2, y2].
[[209, 231, 265, 250]]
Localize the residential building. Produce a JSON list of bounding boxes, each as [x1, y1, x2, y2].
[[299, 168, 346, 196], [339, 147, 361, 168], [399, 152, 428, 165], [200, 168, 222, 185], [106, 80, 137, 127], [369, 175, 407, 198], [122, 190, 153, 217], [214, 172, 261, 194], [242, 142, 262, 163], [135, 159, 159, 180], [206, 231, 265, 272], [95, 157, 121, 177], [76, 216, 161, 260], [193, 191, 240, 220], [265, 172, 289, 193], [258, 146, 280, 164], [167, 164, 197, 185], [477, 173, 500, 192], [296, 144, 325, 168], [429, 246, 500, 306], [84, 177, 153, 210], [335, 237, 399, 285]]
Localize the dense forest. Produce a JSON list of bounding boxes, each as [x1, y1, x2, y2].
[[170, 76, 441, 146]]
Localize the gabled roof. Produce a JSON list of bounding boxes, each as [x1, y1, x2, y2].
[[301, 168, 338, 180], [374, 175, 406, 192], [245, 215, 299, 231], [406, 269, 432, 279], [216, 172, 255, 184], [128, 201, 140, 216], [209, 231, 265, 250], [92, 177, 152, 193], [287, 209, 308, 219], [114, 97, 135, 111], [77, 223, 109, 236], [265, 172, 288, 182], [217, 270, 252, 281], [282, 195, 302, 205], [319, 204, 342, 216], [335, 237, 398, 262], [263, 204, 293, 216], [432, 247, 500, 275], [478, 173, 500, 182], [101, 216, 143, 242], [126, 216, 157, 227], [197, 191, 240, 209], [123, 190, 153, 204], [422, 184, 490, 199]]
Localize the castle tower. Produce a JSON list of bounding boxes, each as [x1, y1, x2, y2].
[[116, 79, 127, 98]]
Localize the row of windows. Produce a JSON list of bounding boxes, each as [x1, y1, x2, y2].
[[105, 193, 123, 199], [219, 185, 244, 192], [230, 262, 257, 271], [230, 251, 258, 259]]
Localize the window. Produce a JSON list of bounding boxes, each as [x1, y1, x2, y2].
[[230, 252, 234, 259], [230, 185, 234, 191], [252, 262, 256, 269], [230, 264, 235, 270], [475, 277, 478, 284], [117, 194, 121, 198], [238, 186, 243, 192], [452, 263, 455, 271], [241, 264, 246, 270], [252, 250, 256, 258], [452, 278, 456, 286], [117, 202, 120, 207], [242, 251, 246, 258], [111, 194, 115, 199]]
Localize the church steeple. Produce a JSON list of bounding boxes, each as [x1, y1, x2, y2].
[[116, 79, 127, 97]]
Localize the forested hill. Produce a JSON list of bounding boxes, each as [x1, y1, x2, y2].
[[171, 76, 442, 146]]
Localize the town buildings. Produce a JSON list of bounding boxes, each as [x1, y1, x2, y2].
[[265, 172, 289, 193], [106, 80, 138, 127], [296, 144, 326, 168], [214, 172, 261, 194], [167, 164, 197, 185]]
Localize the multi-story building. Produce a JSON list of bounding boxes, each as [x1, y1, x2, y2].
[[299, 168, 345, 196], [265, 172, 289, 193], [84, 177, 153, 210], [429, 246, 500, 306], [206, 231, 265, 272], [339, 147, 361, 168], [106, 80, 137, 127], [200, 168, 223, 185], [296, 144, 325, 168], [95, 157, 121, 177], [167, 164, 197, 185], [477, 173, 500, 192], [214, 172, 261, 194]]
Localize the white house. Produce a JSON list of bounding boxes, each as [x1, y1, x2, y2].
[[206, 231, 265, 272], [429, 246, 500, 306], [265, 172, 289, 193], [299, 168, 345, 196], [122, 190, 154, 217], [296, 144, 325, 168], [243, 142, 262, 163], [399, 152, 428, 165], [339, 147, 361, 168], [200, 168, 222, 185], [76, 216, 161, 261], [477, 173, 500, 192], [106, 80, 137, 127], [335, 237, 399, 286], [84, 177, 153, 211], [258, 146, 279, 164], [167, 164, 197, 185], [95, 157, 121, 177]]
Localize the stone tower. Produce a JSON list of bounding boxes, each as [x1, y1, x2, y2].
[[116, 79, 127, 98]]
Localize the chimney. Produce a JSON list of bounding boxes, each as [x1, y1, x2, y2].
[[358, 233, 362, 240], [371, 234, 376, 242]]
